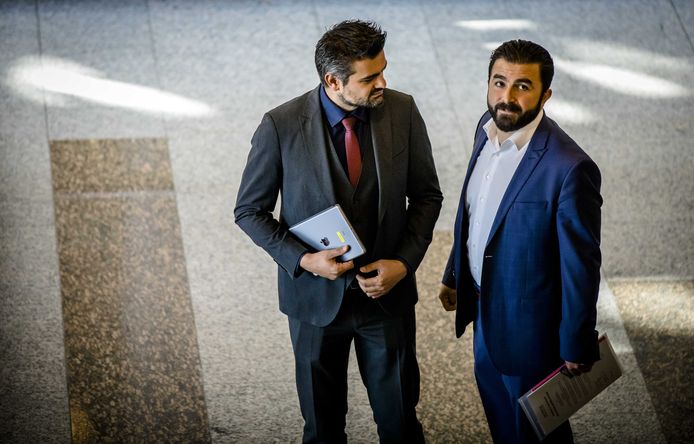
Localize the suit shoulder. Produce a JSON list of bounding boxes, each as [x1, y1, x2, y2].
[[267, 89, 314, 118], [545, 116, 597, 167], [383, 88, 413, 103]]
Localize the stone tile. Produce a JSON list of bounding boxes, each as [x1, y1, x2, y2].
[[414, 231, 493, 442], [0, 386, 71, 444], [673, 0, 694, 38], [572, 413, 666, 444], [0, 0, 40, 62], [46, 104, 167, 140], [173, 192, 288, 386], [52, 138, 210, 443], [38, 46, 159, 87], [38, 0, 152, 54], [602, 220, 694, 278], [0, 199, 60, 300], [50, 138, 173, 193], [149, 0, 320, 56], [0, 300, 71, 444], [214, 380, 379, 443], [0, 301, 66, 388], [54, 192, 210, 443], [168, 129, 250, 193], [609, 280, 694, 443], [208, 381, 303, 443], [0, 134, 52, 201], [0, 86, 48, 140], [157, 44, 317, 113]]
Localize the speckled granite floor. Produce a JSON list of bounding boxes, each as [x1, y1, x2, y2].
[[609, 280, 694, 444], [1, 0, 694, 443]]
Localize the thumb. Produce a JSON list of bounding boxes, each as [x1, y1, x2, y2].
[[359, 261, 379, 273], [325, 245, 349, 259]]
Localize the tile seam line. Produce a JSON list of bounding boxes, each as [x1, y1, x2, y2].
[[669, 0, 694, 55], [35, 0, 74, 440]]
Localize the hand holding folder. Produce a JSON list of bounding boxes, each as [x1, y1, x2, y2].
[[289, 205, 364, 280], [518, 334, 623, 440], [299, 245, 354, 280]]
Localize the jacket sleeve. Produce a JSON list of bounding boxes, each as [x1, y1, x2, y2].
[[395, 97, 444, 271], [234, 113, 307, 277], [557, 158, 602, 364]]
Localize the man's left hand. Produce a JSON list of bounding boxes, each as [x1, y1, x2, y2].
[[356, 259, 407, 299]]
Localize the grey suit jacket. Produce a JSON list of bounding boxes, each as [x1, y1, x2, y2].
[[234, 85, 442, 326]]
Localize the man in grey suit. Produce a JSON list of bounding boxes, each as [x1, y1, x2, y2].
[[235, 20, 442, 443]]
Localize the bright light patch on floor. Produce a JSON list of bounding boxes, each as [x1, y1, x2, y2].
[[555, 59, 689, 98], [482, 42, 503, 51], [560, 39, 693, 72], [544, 98, 595, 125], [455, 19, 536, 31], [6, 56, 216, 117]]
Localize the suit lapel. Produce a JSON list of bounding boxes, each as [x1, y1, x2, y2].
[[370, 100, 392, 225], [461, 115, 493, 205], [485, 115, 551, 248], [299, 86, 336, 204]]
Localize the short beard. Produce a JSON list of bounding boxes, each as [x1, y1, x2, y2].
[[488, 96, 543, 132], [338, 89, 385, 109]]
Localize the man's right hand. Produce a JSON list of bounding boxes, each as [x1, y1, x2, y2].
[[438, 284, 457, 311], [300, 246, 354, 280]]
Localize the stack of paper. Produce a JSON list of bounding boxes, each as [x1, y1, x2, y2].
[[518, 334, 623, 440]]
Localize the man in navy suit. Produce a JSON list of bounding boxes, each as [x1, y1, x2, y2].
[[439, 40, 602, 443], [235, 20, 441, 443]]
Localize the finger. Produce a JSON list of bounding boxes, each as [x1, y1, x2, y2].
[[337, 260, 354, 272], [359, 262, 379, 274], [325, 245, 350, 259]]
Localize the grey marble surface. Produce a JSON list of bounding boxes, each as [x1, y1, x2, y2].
[[1, 1, 693, 442]]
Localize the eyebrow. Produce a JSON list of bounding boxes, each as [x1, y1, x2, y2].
[[492, 73, 534, 84], [359, 61, 388, 82]]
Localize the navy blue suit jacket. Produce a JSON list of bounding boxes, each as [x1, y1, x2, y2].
[[443, 112, 602, 376]]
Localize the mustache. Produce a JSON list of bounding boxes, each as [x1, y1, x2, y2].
[[494, 102, 522, 113]]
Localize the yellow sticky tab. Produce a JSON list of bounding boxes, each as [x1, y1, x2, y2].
[[336, 231, 346, 243]]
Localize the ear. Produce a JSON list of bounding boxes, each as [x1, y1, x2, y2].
[[541, 88, 552, 106], [324, 72, 342, 92]]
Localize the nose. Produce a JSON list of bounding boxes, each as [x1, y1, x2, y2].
[[502, 87, 516, 104], [375, 72, 386, 89]]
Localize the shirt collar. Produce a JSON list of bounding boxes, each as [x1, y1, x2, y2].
[[484, 109, 544, 151], [319, 86, 368, 128]]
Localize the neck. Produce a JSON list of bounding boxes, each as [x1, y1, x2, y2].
[[324, 86, 356, 112]]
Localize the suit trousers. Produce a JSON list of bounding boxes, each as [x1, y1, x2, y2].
[[288, 287, 424, 444], [473, 300, 574, 444]]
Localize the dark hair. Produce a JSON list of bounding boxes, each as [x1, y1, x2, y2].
[[315, 20, 386, 86], [488, 40, 554, 94]]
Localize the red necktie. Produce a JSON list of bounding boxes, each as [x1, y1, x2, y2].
[[341, 116, 362, 187]]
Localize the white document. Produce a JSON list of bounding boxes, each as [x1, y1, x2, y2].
[[288, 205, 365, 262], [518, 334, 623, 440]]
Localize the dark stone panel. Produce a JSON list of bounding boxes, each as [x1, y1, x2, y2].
[[50, 138, 210, 443]]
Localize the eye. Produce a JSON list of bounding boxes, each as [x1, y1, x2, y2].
[[517, 83, 531, 91], [494, 80, 505, 88]]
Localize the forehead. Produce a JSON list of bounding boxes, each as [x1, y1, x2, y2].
[[490, 58, 541, 83], [350, 51, 386, 77]]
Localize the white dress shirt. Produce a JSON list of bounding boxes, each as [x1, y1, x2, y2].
[[466, 110, 544, 286]]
